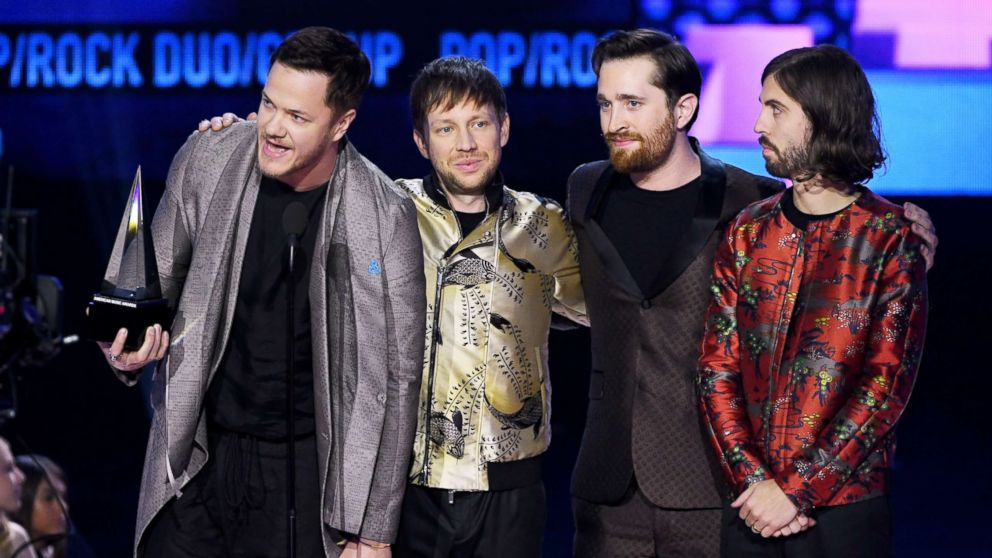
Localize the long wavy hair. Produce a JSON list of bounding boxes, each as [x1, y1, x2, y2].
[[762, 45, 886, 185]]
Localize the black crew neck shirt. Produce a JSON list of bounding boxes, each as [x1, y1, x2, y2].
[[781, 187, 852, 229], [597, 173, 703, 298], [454, 210, 488, 237], [207, 176, 327, 440]]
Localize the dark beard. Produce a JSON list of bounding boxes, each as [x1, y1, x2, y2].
[[605, 115, 675, 174], [761, 139, 810, 180]]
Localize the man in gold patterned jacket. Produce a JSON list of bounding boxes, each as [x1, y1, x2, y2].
[[393, 56, 586, 556]]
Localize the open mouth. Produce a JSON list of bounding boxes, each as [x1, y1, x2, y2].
[[262, 139, 291, 158]]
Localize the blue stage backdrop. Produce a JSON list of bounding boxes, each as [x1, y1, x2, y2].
[[1, 0, 990, 195]]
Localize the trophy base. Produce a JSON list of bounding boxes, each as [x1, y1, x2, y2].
[[84, 294, 171, 351]]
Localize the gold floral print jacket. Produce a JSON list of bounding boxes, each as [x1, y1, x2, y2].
[[398, 175, 587, 491]]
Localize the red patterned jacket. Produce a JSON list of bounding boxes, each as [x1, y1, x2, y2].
[[698, 187, 928, 513]]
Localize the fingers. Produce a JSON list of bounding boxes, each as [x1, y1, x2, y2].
[[102, 324, 169, 371], [912, 224, 937, 271], [156, 330, 171, 360], [731, 484, 755, 509], [133, 325, 160, 363], [903, 202, 933, 231], [197, 119, 210, 133], [247, 111, 258, 122], [110, 327, 128, 357]]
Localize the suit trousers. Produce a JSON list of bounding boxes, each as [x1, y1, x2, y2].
[[573, 481, 721, 557], [141, 428, 323, 558], [720, 496, 891, 558], [393, 482, 546, 557]]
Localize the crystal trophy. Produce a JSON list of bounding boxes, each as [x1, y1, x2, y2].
[[84, 167, 170, 350]]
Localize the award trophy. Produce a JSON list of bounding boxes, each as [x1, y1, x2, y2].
[[84, 167, 170, 351]]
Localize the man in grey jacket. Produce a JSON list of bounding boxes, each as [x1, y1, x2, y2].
[[99, 27, 425, 557]]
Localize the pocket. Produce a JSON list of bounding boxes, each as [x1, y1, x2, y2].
[[588, 369, 605, 400]]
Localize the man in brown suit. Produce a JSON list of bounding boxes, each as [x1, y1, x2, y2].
[[567, 29, 937, 557], [100, 28, 425, 557]]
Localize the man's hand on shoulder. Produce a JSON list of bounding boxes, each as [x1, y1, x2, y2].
[[196, 112, 257, 133], [902, 201, 938, 270]]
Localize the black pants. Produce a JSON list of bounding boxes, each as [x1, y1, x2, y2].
[[721, 497, 891, 558], [573, 483, 721, 557], [393, 482, 546, 557], [141, 429, 324, 558]]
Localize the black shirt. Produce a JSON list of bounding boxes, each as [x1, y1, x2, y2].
[[781, 186, 852, 229], [597, 173, 703, 298], [207, 176, 327, 440]]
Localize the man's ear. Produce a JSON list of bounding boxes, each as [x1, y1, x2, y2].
[[499, 112, 510, 148], [674, 94, 699, 131], [413, 128, 430, 160], [330, 108, 358, 142]]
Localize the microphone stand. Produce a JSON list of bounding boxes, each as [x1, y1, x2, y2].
[[286, 231, 300, 558]]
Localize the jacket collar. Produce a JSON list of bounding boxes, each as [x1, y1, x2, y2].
[[423, 171, 505, 214], [581, 137, 728, 300]]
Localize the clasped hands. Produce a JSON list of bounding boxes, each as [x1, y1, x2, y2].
[[733, 479, 816, 539]]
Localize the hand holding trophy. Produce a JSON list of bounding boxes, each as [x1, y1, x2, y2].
[[84, 167, 171, 371]]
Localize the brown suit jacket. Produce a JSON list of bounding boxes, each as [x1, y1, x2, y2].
[[567, 141, 781, 508]]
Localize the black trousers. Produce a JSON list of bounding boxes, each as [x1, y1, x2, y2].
[[573, 483, 721, 558], [141, 429, 324, 558], [393, 482, 546, 557], [721, 496, 891, 558]]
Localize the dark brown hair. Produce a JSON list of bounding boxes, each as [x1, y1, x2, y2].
[[762, 45, 885, 184], [270, 27, 370, 113], [592, 29, 702, 129], [410, 56, 507, 135]]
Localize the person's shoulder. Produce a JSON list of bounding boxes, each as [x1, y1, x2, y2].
[[567, 160, 610, 187], [505, 186, 565, 214], [394, 177, 427, 199], [857, 189, 914, 236], [172, 121, 255, 172], [5, 520, 37, 557], [723, 163, 783, 198]]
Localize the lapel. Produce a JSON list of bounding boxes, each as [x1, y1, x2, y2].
[[579, 139, 728, 300], [651, 143, 727, 295]]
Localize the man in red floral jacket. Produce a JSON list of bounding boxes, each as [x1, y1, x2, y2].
[[698, 45, 928, 557]]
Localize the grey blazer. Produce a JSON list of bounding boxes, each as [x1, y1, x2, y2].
[[112, 123, 426, 556]]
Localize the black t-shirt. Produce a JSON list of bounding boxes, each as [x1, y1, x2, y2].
[[207, 176, 327, 440], [597, 173, 703, 298], [781, 186, 851, 229], [455, 209, 487, 237]]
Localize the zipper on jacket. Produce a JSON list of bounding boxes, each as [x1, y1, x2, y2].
[[420, 243, 458, 485], [765, 229, 804, 455]]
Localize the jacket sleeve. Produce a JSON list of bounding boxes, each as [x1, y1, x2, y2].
[[777, 227, 928, 512], [697, 219, 773, 494], [112, 132, 198, 386], [358, 196, 426, 542], [547, 202, 587, 327]]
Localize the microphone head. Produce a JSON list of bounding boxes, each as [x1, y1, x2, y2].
[[282, 201, 308, 237]]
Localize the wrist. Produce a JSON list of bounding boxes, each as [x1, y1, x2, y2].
[[359, 537, 390, 550]]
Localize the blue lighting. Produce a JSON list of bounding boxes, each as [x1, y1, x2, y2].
[[803, 12, 836, 41], [641, 0, 672, 21], [707, 0, 739, 22], [673, 12, 707, 40], [770, 0, 801, 21]]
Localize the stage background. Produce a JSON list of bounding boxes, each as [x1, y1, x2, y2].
[[0, 1, 988, 556]]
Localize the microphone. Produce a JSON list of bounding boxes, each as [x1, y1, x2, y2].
[[280, 200, 308, 558], [282, 202, 308, 275]]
